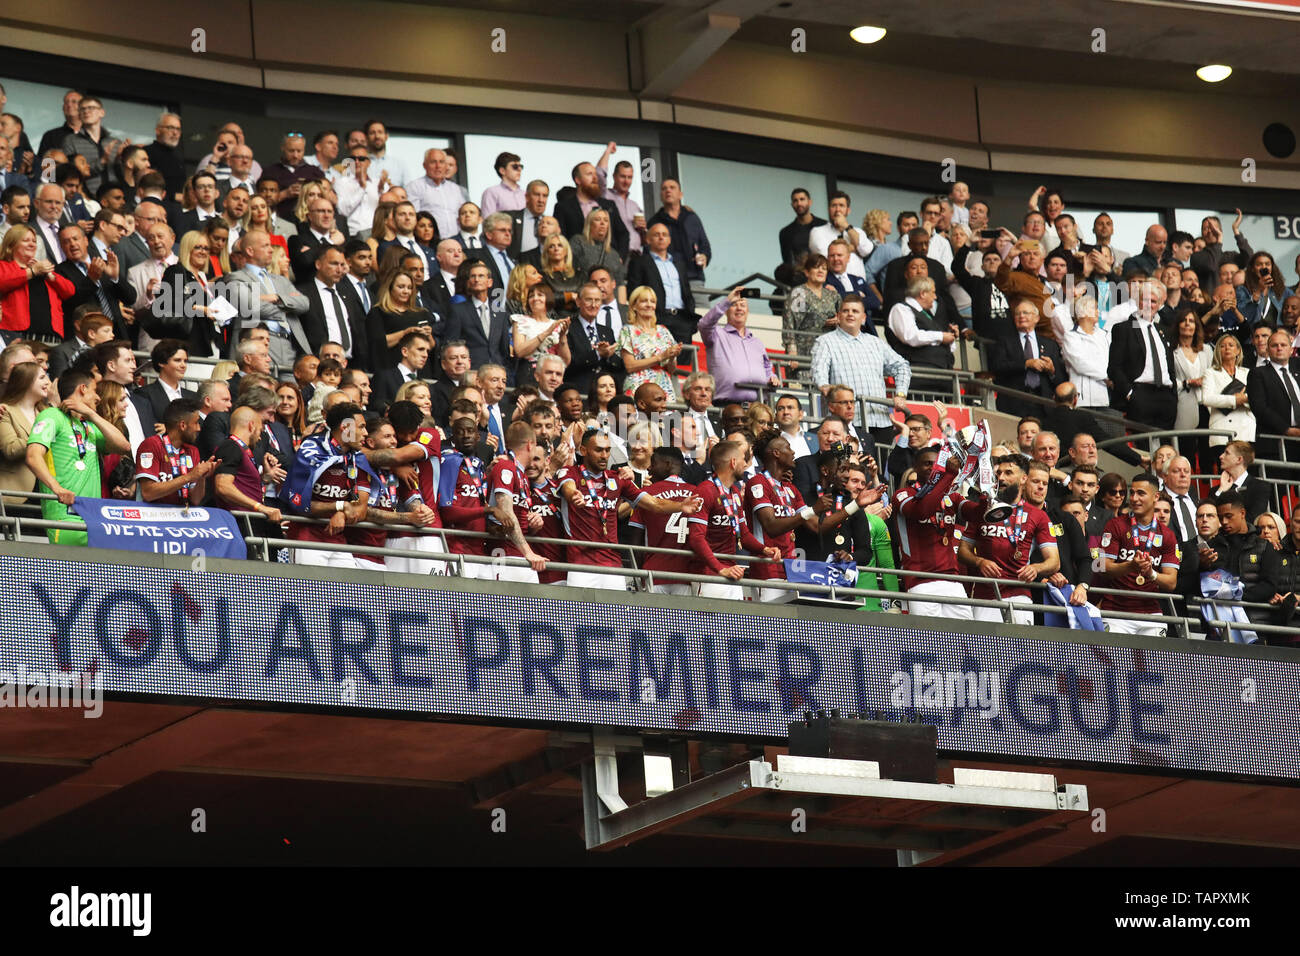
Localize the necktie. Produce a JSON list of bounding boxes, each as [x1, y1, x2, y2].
[[586, 321, 597, 346], [478, 301, 491, 337], [46, 222, 65, 262], [488, 406, 504, 446], [328, 286, 350, 352], [355, 278, 370, 313], [91, 264, 113, 314], [467, 235, 478, 249], [1023, 333, 1040, 388], [600, 305, 614, 331], [1147, 324, 1167, 386], [1280, 365, 1300, 426], [498, 249, 513, 274], [1177, 496, 1195, 542]]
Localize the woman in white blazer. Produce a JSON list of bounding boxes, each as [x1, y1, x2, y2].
[[1201, 333, 1255, 447]]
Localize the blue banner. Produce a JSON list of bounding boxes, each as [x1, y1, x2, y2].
[[2, 551, 1295, 781], [73, 498, 244, 560]]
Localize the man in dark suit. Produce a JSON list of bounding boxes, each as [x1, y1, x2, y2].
[[443, 260, 510, 368], [296, 246, 368, 367], [990, 299, 1067, 420], [1246, 327, 1300, 464], [1209, 440, 1271, 522], [429, 341, 472, 427], [133, 339, 199, 425], [1108, 285, 1178, 431], [1043, 382, 1103, 455], [882, 231, 951, 311], [825, 240, 879, 314], [553, 161, 629, 257], [368, 329, 435, 413], [171, 170, 223, 241], [290, 195, 349, 279], [507, 181, 549, 261], [564, 282, 624, 394], [627, 223, 696, 343], [54, 222, 135, 339], [473, 212, 517, 295], [1162, 454, 1200, 545], [337, 238, 376, 323]]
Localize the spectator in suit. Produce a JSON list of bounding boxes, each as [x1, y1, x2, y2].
[[1209, 440, 1270, 521], [369, 329, 434, 413], [626, 222, 695, 344], [564, 282, 624, 394], [885, 413, 931, 489], [1163, 455, 1200, 544], [774, 394, 815, 459], [113, 201, 158, 276], [0, 185, 31, 246], [133, 338, 198, 425], [49, 311, 114, 380], [519, 216, 560, 270], [0, 140, 33, 201], [1246, 328, 1300, 463], [54, 221, 133, 338], [508, 180, 550, 261], [452, 201, 483, 253], [173, 171, 222, 239], [792, 417, 850, 507], [586, 265, 627, 339], [429, 341, 472, 425], [474, 211, 518, 295], [299, 245, 366, 365], [444, 258, 511, 368], [1067, 464, 1110, 546], [1108, 279, 1178, 431], [126, 221, 179, 343], [29, 184, 67, 263], [223, 230, 312, 367], [336, 238, 375, 321], [426, 238, 464, 313], [881, 230, 953, 313], [554, 160, 629, 258], [990, 299, 1067, 419], [140, 228, 226, 360], [824, 236, 881, 315], [289, 196, 346, 280]]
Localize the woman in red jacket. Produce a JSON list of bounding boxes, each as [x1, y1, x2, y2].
[[0, 223, 77, 343]]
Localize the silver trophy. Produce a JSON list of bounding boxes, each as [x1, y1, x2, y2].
[[939, 419, 1016, 523]]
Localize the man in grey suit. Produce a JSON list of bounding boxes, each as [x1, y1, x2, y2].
[[443, 259, 510, 368], [113, 200, 164, 276], [223, 230, 311, 368]]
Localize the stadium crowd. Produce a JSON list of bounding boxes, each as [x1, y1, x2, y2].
[[0, 85, 1297, 642]]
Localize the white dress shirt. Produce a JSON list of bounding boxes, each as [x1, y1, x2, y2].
[[334, 172, 380, 235], [782, 427, 813, 460], [1059, 322, 1112, 408], [808, 223, 873, 281], [927, 233, 953, 273], [315, 278, 352, 357], [888, 296, 951, 350], [518, 210, 540, 253], [393, 234, 430, 275], [597, 301, 623, 340], [459, 231, 483, 251], [1134, 316, 1170, 387]]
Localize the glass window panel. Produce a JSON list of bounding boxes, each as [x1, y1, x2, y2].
[[1177, 208, 1300, 286], [1, 79, 166, 152], [1072, 207, 1162, 259], [381, 134, 453, 190]]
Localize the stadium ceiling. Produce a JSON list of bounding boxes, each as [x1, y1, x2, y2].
[[395, 0, 1300, 97]]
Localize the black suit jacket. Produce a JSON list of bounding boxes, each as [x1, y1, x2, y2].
[[133, 381, 198, 426], [473, 244, 516, 295], [989, 331, 1066, 413], [507, 209, 542, 260], [369, 365, 427, 414], [1107, 317, 1176, 411], [1210, 475, 1271, 523], [296, 280, 368, 363], [626, 251, 695, 320], [564, 318, 626, 394], [53, 259, 134, 340], [48, 338, 90, 380], [882, 255, 952, 314], [554, 194, 629, 258], [197, 411, 231, 461], [429, 376, 467, 430], [172, 209, 218, 241], [445, 298, 511, 369], [1246, 359, 1300, 461]]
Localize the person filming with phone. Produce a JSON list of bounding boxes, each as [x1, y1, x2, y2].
[[698, 286, 782, 404]]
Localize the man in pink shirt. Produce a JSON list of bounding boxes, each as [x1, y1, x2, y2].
[[699, 286, 781, 403], [479, 151, 525, 216]]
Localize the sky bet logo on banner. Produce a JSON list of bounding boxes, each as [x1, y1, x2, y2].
[[5, 552, 1297, 782], [73, 497, 244, 559]]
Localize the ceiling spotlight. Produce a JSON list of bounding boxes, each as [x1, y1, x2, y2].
[[1196, 64, 1232, 83], [850, 25, 887, 44]]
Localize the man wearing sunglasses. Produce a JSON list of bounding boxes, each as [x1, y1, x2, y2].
[[480, 151, 525, 216]]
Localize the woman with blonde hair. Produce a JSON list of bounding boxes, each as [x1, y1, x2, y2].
[[505, 262, 544, 314], [293, 180, 327, 226], [1202, 333, 1254, 447], [570, 209, 626, 293], [618, 285, 680, 398], [366, 271, 434, 368], [746, 401, 776, 435], [143, 229, 225, 359], [0, 361, 51, 503], [210, 360, 239, 381], [395, 379, 434, 423], [540, 234, 581, 312], [246, 193, 293, 254], [1255, 511, 1285, 549]]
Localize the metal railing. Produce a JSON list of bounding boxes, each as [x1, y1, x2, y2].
[[2, 490, 1293, 647]]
